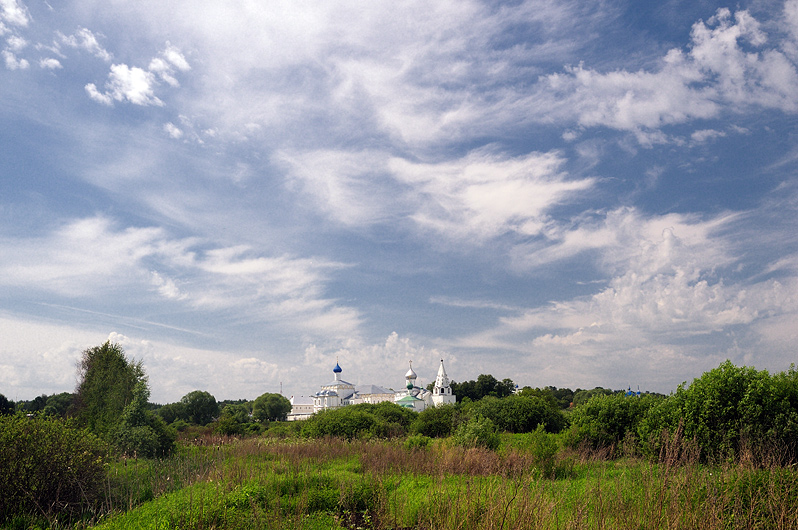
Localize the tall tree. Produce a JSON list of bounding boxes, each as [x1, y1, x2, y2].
[[71, 341, 144, 439], [252, 393, 291, 422]]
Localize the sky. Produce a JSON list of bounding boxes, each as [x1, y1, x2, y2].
[[2, 0, 798, 404]]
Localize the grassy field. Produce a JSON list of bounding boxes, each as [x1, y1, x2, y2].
[[58, 432, 797, 530]]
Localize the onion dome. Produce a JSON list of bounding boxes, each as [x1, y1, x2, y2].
[[333, 362, 342, 373]]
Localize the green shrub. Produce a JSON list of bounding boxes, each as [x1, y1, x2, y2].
[[639, 361, 798, 463], [302, 407, 378, 440], [452, 415, 500, 450], [470, 395, 567, 434], [411, 404, 457, 437], [565, 393, 660, 454], [404, 433, 432, 451], [0, 415, 108, 522]]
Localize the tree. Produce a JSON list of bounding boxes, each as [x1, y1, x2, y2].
[[180, 390, 219, 425], [451, 374, 516, 402], [43, 392, 73, 417], [252, 392, 291, 422], [114, 381, 174, 457], [0, 394, 13, 415], [72, 341, 143, 439]]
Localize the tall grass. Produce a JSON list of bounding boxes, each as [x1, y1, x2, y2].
[[87, 432, 798, 530]]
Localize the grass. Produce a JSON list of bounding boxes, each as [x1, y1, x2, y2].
[[6, 433, 798, 529]]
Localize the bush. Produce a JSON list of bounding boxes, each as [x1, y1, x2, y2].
[[638, 361, 798, 463], [452, 415, 500, 450], [404, 433, 432, 451], [411, 404, 457, 437], [302, 407, 378, 440], [470, 395, 567, 434], [0, 415, 108, 522], [565, 393, 660, 454]]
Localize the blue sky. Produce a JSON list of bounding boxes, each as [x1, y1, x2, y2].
[[2, 0, 797, 403]]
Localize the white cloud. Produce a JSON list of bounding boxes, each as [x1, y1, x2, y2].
[[534, 6, 798, 142], [149, 43, 190, 87], [163, 122, 183, 139], [279, 147, 595, 243], [0, 216, 361, 338], [0, 0, 30, 31], [691, 129, 726, 144], [392, 149, 595, 242], [59, 27, 112, 61], [2, 48, 26, 69], [104, 64, 163, 106], [86, 44, 189, 106], [39, 57, 61, 69]]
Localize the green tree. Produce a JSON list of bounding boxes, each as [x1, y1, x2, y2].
[[71, 341, 143, 439], [114, 381, 175, 457], [572, 387, 615, 406], [0, 394, 13, 415], [252, 392, 291, 422], [43, 392, 73, 417], [411, 403, 458, 437], [156, 401, 188, 424], [180, 390, 219, 425]]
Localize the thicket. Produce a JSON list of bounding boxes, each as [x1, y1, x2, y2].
[[0, 415, 108, 525], [466, 394, 567, 434], [639, 361, 798, 463]]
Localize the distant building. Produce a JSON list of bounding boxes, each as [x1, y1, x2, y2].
[[286, 359, 455, 420]]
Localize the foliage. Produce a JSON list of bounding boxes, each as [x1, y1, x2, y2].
[[301, 402, 419, 440], [44, 392, 74, 417], [451, 414, 501, 450], [156, 401, 187, 424], [114, 381, 175, 458], [252, 392, 291, 422], [404, 433, 432, 450], [411, 403, 458, 437], [565, 392, 661, 453], [572, 387, 615, 406], [301, 406, 380, 440], [72, 341, 144, 440], [451, 374, 515, 402], [638, 361, 798, 463], [0, 414, 107, 523], [468, 394, 568, 434], [180, 390, 219, 426], [0, 393, 13, 415]]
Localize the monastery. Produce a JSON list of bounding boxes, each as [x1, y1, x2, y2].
[[287, 359, 455, 421]]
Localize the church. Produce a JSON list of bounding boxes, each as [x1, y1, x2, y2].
[[287, 359, 455, 421]]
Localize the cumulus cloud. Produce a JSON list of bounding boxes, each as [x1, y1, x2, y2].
[[2, 47, 26, 68], [0, 0, 29, 33], [38, 57, 61, 69], [86, 43, 189, 106]]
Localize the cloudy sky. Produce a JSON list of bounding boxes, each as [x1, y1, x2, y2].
[[2, 0, 797, 404]]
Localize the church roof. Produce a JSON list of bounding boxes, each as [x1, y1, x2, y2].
[[354, 384, 394, 395], [333, 362, 342, 373]]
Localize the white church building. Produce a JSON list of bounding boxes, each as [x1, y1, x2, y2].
[[287, 359, 455, 420]]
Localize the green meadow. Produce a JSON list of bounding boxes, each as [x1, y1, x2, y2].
[[65, 433, 798, 530]]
